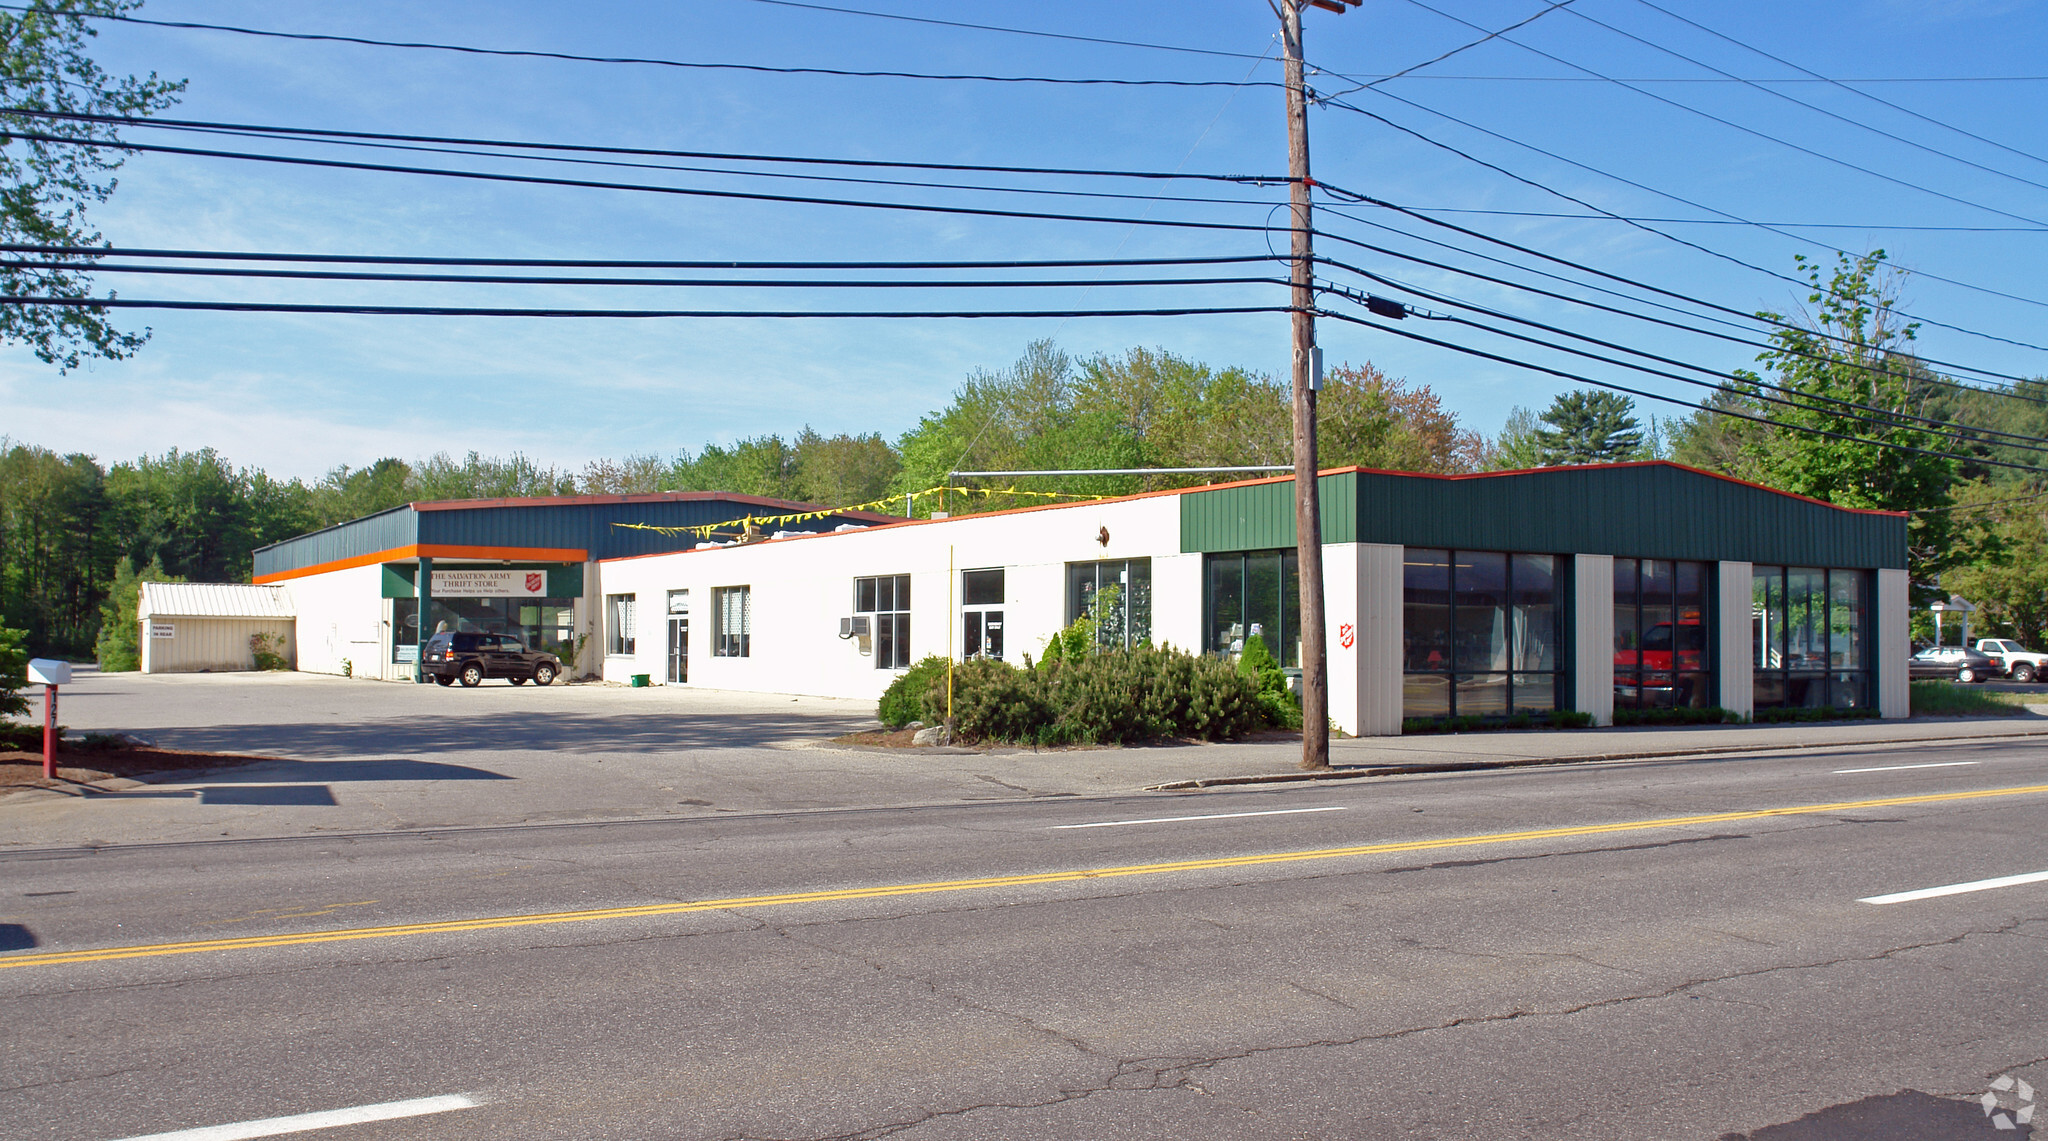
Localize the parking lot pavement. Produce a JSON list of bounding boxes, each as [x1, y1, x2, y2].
[[6, 668, 2048, 848]]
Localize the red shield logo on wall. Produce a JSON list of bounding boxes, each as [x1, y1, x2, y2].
[[525, 573, 544, 594]]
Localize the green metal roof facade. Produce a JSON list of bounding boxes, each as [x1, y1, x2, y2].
[[1180, 464, 1907, 569]]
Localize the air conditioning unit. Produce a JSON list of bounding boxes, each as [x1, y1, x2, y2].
[[839, 616, 871, 639]]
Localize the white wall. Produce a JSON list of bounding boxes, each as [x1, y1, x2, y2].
[[1717, 561, 1754, 719], [1573, 554, 1615, 726], [277, 564, 393, 679], [139, 617, 295, 673], [598, 495, 1184, 702], [1878, 567, 1911, 719]]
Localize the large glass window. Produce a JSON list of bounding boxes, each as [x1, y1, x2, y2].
[[393, 596, 578, 663], [962, 569, 1003, 661], [1067, 559, 1151, 650], [1404, 549, 1560, 719], [1752, 566, 1869, 709], [713, 586, 750, 658], [1205, 550, 1300, 667], [856, 574, 912, 669], [1613, 559, 1713, 710]]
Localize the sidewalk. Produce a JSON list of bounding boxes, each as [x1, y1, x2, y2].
[[3, 668, 2045, 848]]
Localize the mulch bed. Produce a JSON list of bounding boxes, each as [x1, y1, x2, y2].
[[0, 746, 268, 791]]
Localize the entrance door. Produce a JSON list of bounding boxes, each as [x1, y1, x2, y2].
[[667, 617, 689, 683], [963, 610, 1003, 660]]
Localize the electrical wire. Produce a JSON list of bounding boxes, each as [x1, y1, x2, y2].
[[3, 108, 1286, 184], [0, 245, 1284, 270], [2, 128, 1300, 240], [1320, 90, 2048, 339], [1312, 192, 2048, 392], [1398, 206, 2048, 233], [1626, 0, 2048, 175], [739, 0, 1273, 61], [0, 261, 1290, 290], [1316, 306, 2047, 478], [0, 1, 1275, 79], [1393, 0, 2048, 229], [1312, 263, 2048, 449], [1349, 0, 1577, 90], [1558, 4, 2048, 195], [0, 296, 1296, 320], [1319, 285, 2048, 457]]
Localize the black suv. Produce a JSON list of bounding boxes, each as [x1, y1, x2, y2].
[[423, 632, 563, 687]]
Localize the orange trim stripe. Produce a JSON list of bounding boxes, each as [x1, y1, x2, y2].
[[253, 545, 588, 584]]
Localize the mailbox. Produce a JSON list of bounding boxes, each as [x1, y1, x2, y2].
[[27, 658, 70, 686]]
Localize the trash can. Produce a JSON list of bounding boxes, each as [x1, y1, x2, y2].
[[630, 674, 651, 688]]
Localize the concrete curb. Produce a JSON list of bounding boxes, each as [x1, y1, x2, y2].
[[1143, 725, 2048, 790]]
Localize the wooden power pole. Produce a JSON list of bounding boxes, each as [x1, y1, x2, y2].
[[1281, 0, 1354, 770]]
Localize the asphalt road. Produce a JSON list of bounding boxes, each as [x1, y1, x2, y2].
[[4, 737, 2046, 1140]]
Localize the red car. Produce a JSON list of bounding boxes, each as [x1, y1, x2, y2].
[[1617, 621, 1706, 704]]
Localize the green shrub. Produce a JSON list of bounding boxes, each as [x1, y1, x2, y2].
[[878, 655, 951, 728], [0, 625, 28, 719], [1236, 635, 1302, 730], [1401, 709, 1595, 734], [942, 644, 1264, 746], [95, 556, 180, 673], [250, 632, 290, 671]]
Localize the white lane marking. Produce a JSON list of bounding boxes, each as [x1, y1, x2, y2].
[[1860, 869, 2048, 906], [108, 1095, 480, 1141], [1834, 761, 1982, 774], [1054, 806, 1349, 829]]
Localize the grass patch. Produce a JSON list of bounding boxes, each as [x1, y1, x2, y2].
[[1911, 680, 2038, 716]]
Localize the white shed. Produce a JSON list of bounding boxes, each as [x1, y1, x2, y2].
[[138, 582, 297, 674]]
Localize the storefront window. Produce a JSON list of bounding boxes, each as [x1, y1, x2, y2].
[[1404, 548, 1560, 720], [1752, 566, 1869, 709], [393, 596, 578, 663], [1205, 550, 1300, 667], [1068, 559, 1151, 650], [1613, 559, 1712, 710]]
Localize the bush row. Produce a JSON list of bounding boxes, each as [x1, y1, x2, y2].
[[878, 645, 1270, 745]]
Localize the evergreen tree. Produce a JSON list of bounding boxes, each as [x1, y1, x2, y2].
[[1531, 390, 1645, 465]]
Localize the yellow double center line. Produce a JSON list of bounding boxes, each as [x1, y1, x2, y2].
[[8, 783, 2046, 971]]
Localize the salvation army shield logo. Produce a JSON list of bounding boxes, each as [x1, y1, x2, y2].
[[525, 573, 544, 594]]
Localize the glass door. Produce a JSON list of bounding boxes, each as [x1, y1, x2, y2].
[[667, 617, 688, 683]]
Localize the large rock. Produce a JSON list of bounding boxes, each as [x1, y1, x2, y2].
[[911, 725, 951, 747]]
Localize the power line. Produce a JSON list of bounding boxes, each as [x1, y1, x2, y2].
[[1626, 0, 2048, 175], [0, 296, 1297, 320], [0, 245, 1284, 270], [739, 0, 1274, 61], [1352, 0, 1577, 90], [0, 261, 1290, 291], [1313, 185, 2048, 387], [0, 1, 1273, 81], [1320, 286, 2048, 457], [1310, 101, 2048, 351], [1314, 266, 2048, 448], [5, 127, 1300, 239], [1558, 4, 2048, 197], [4, 108, 1286, 184], [1318, 306, 2046, 478], [1398, 206, 2048, 233], [1394, 0, 2048, 229]]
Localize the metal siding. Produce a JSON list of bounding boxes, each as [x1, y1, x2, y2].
[[254, 507, 418, 578], [1177, 474, 1355, 552]]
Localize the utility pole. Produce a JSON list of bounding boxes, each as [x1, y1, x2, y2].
[[1281, 0, 1354, 770]]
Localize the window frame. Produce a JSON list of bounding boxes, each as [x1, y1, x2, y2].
[[1401, 548, 1563, 721], [853, 574, 912, 669], [606, 593, 637, 657], [712, 586, 751, 659]]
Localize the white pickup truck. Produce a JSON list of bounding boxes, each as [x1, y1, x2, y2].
[[1975, 638, 2048, 683]]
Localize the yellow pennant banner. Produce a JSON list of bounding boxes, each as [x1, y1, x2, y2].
[[610, 485, 1112, 540]]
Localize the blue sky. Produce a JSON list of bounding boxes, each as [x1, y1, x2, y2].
[[7, 0, 2047, 481]]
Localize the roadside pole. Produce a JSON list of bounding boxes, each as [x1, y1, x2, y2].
[[1281, 0, 1358, 770], [27, 658, 71, 779], [415, 556, 434, 683]]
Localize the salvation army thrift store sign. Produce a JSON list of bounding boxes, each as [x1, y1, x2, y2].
[[432, 569, 551, 598]]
